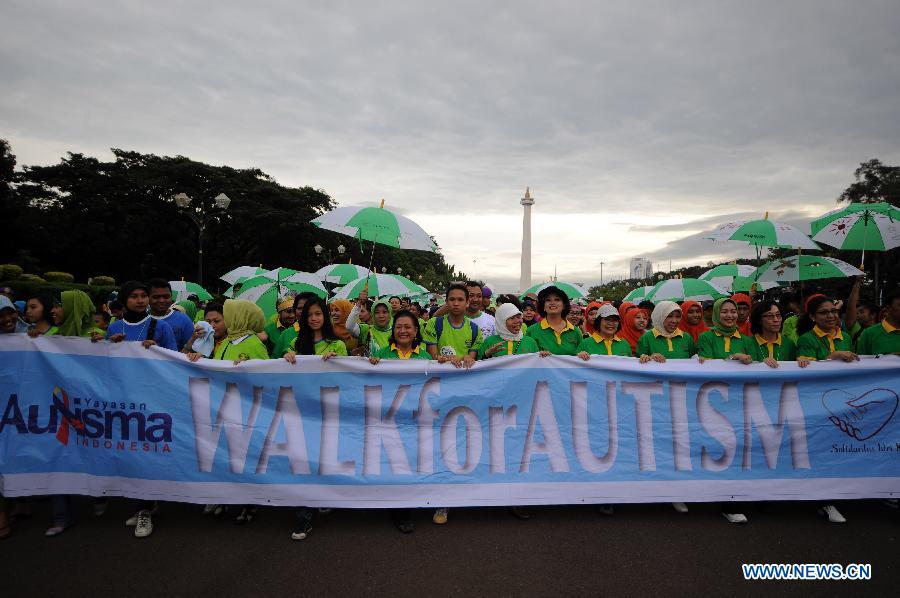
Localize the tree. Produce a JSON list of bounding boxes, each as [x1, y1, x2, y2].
[[838, 159, 900, 204], [9, 146, 463, 292]]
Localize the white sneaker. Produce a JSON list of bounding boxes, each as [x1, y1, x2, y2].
[[819, 505, 846, 523], [134, 510, 153, 537], [722, 512, 748, 524], [432, 508, 449, 525], [125, 503, 158, 526], [672, 502, 689, 514]]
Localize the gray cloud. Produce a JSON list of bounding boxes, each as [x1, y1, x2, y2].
[[2, 0, 899, 290]]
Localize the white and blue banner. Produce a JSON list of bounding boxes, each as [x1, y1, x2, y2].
[[1, 336, 898, 507]]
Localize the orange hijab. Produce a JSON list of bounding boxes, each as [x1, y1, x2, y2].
[[329, 299, 358, 351], [618, 301, 636, 321], [583, 301, 606, 335], [731, 293, 753, 335], [678, 300, 709, 342], [619, 306, 646, 354]]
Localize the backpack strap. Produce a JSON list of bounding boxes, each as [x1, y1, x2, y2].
[[435, 315, 444, 338], [469, 321, 478, 345]]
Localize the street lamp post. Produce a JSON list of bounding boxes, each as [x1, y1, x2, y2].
[[173, 192, 231, 286], [314, 243, 346, 268]]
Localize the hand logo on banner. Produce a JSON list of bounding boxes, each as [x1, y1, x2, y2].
[[822, 388, 898, 441]]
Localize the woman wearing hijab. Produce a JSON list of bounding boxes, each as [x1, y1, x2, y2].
[[99, 281, 177, 351], [329, 299, 358, 353], [678, 301, 708, 343], [479, 303, 540, 358], [697, 299, 753, 365], [577, 304, 634, 358], [521, 299, 540, 328], [619, 306, 649, 356], [637, 301, 695, 363], [193, 300, 269, 363], [174, 299, 198, 322], [582, 300, 605, 336], [731, 293, 753, 336], [346, 289, 393, 355]]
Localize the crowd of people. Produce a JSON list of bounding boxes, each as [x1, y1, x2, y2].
[[1, 275, 899, 541]]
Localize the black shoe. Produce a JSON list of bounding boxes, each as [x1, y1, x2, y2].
[[509, 506, 531, 520], [234, 507, 257, 525], [396, 520, 415, 534]]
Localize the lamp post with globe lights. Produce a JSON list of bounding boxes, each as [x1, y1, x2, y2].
[[172, 192, 231, 286]]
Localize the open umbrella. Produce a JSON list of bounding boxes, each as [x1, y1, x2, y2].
[[706, 217, 819, 249], [645, 278, 729, 302], [312, 202, 437, 252], [700, 266, 779, 292], [234, 275, 327, 319], [331, 274, 428, 300], [750, 256, 864, 284], [810, 202, 900, 266], [260, 268, 323, 286], [169, 281, 213, 302], [220, 266, 267, 285], [520, 281, 587, 300], [623, 286, 655, 302], [315, 263, 371, 285]]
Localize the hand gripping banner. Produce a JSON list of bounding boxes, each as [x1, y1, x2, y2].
[[1, 336, 898, 507]]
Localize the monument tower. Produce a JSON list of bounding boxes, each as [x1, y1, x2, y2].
[[519, 187, 534, 293]]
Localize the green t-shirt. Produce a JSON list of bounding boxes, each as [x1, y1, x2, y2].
[[40, 326, 61, 336], [635, 329, 696, 359], [524, 319, 583, 355], [213, 334, 270, 361], [272, 325, 299, 358], [697, 330, 750, 359], [746, 334, 798, 362], [373, 344, 433, 360], [577, 334, 633, 357], [359, 323, 393, 355], [855, 321, 900, 355], [782, 315, 799, 343], [478, 334, 540, 359], [423, 315, 483, 357], [796, 327, 854, 360], [312, 338, 348, 356]]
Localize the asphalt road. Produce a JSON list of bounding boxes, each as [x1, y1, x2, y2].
[[1, 497, 897, 597]]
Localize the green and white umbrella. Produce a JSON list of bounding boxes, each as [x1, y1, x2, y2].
[[645, 278, 729, 302], [810, 202, 900, 265], [260, 267, 323, 286], [700, 266, 778, 292], [520, 281, 587, 300], [168, 281, 213, 302], [706, 217, 819, 249], [750, 256, 864, 284], [700, 264, 756, 280], [727, 276, 781, 293], [220, 266, 267, 285], [312, 203, 437, 252], [234, 275, 327, 319], [623, 286, 655, 302], [331, 274, 428, 300], [315, 263, 371, 285]]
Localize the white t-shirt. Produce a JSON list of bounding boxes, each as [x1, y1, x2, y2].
[[469, 311, 496, 339]]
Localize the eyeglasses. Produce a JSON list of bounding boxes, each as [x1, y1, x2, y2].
[[761, 313, 782, 320], [815, 309, 840, 317]]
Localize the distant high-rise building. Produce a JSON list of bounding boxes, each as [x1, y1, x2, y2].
[[630, 257, 653, 280]]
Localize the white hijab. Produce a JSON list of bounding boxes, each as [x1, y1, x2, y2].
[[495, 303, 524, 341], [650, 301, 682, 338]]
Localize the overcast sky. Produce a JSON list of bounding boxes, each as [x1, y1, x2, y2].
[[3, 1, 899, 292]]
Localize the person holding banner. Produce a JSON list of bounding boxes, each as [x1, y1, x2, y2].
[[284, 296, 348, 363], [577, 304, 633, 358], [618, 304, 648, 355], [271, 292, 319, 358], [696, 299, 753, 365], [747, 300, 805, 367], [677, 300, 708, 343], [795, 296, 859, 363], [346, 291, 393, 356], [479, 303, 539, 359], [260, 295, 296, 356], [369, 310, 432, 533], [96, 280, 177, 351], [636, 302, 695, 363], [423, 284, 482, 367], [24, 295, 57, 336], [524, 286, 582, 356]]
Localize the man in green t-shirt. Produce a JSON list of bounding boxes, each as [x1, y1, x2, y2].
[[423, 284, 482, 367], [856, 290, 900, 356]]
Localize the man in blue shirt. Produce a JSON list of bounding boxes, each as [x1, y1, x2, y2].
[[148, 279, 196, 350]]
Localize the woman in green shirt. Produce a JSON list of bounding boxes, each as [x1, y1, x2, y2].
[[524, 285, 583, 355], [346, 290, 393, 356], [480, 303, 540, 359], [187, 301, 269, 363], [284, 296, 348, 363], [577, 304, 634, 359], [25, 295, 58, 337], [747, 300, 807, 368], [795, 296, 858, 363], [637, 301, 695, 363], [696, 298, 753, 365]]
